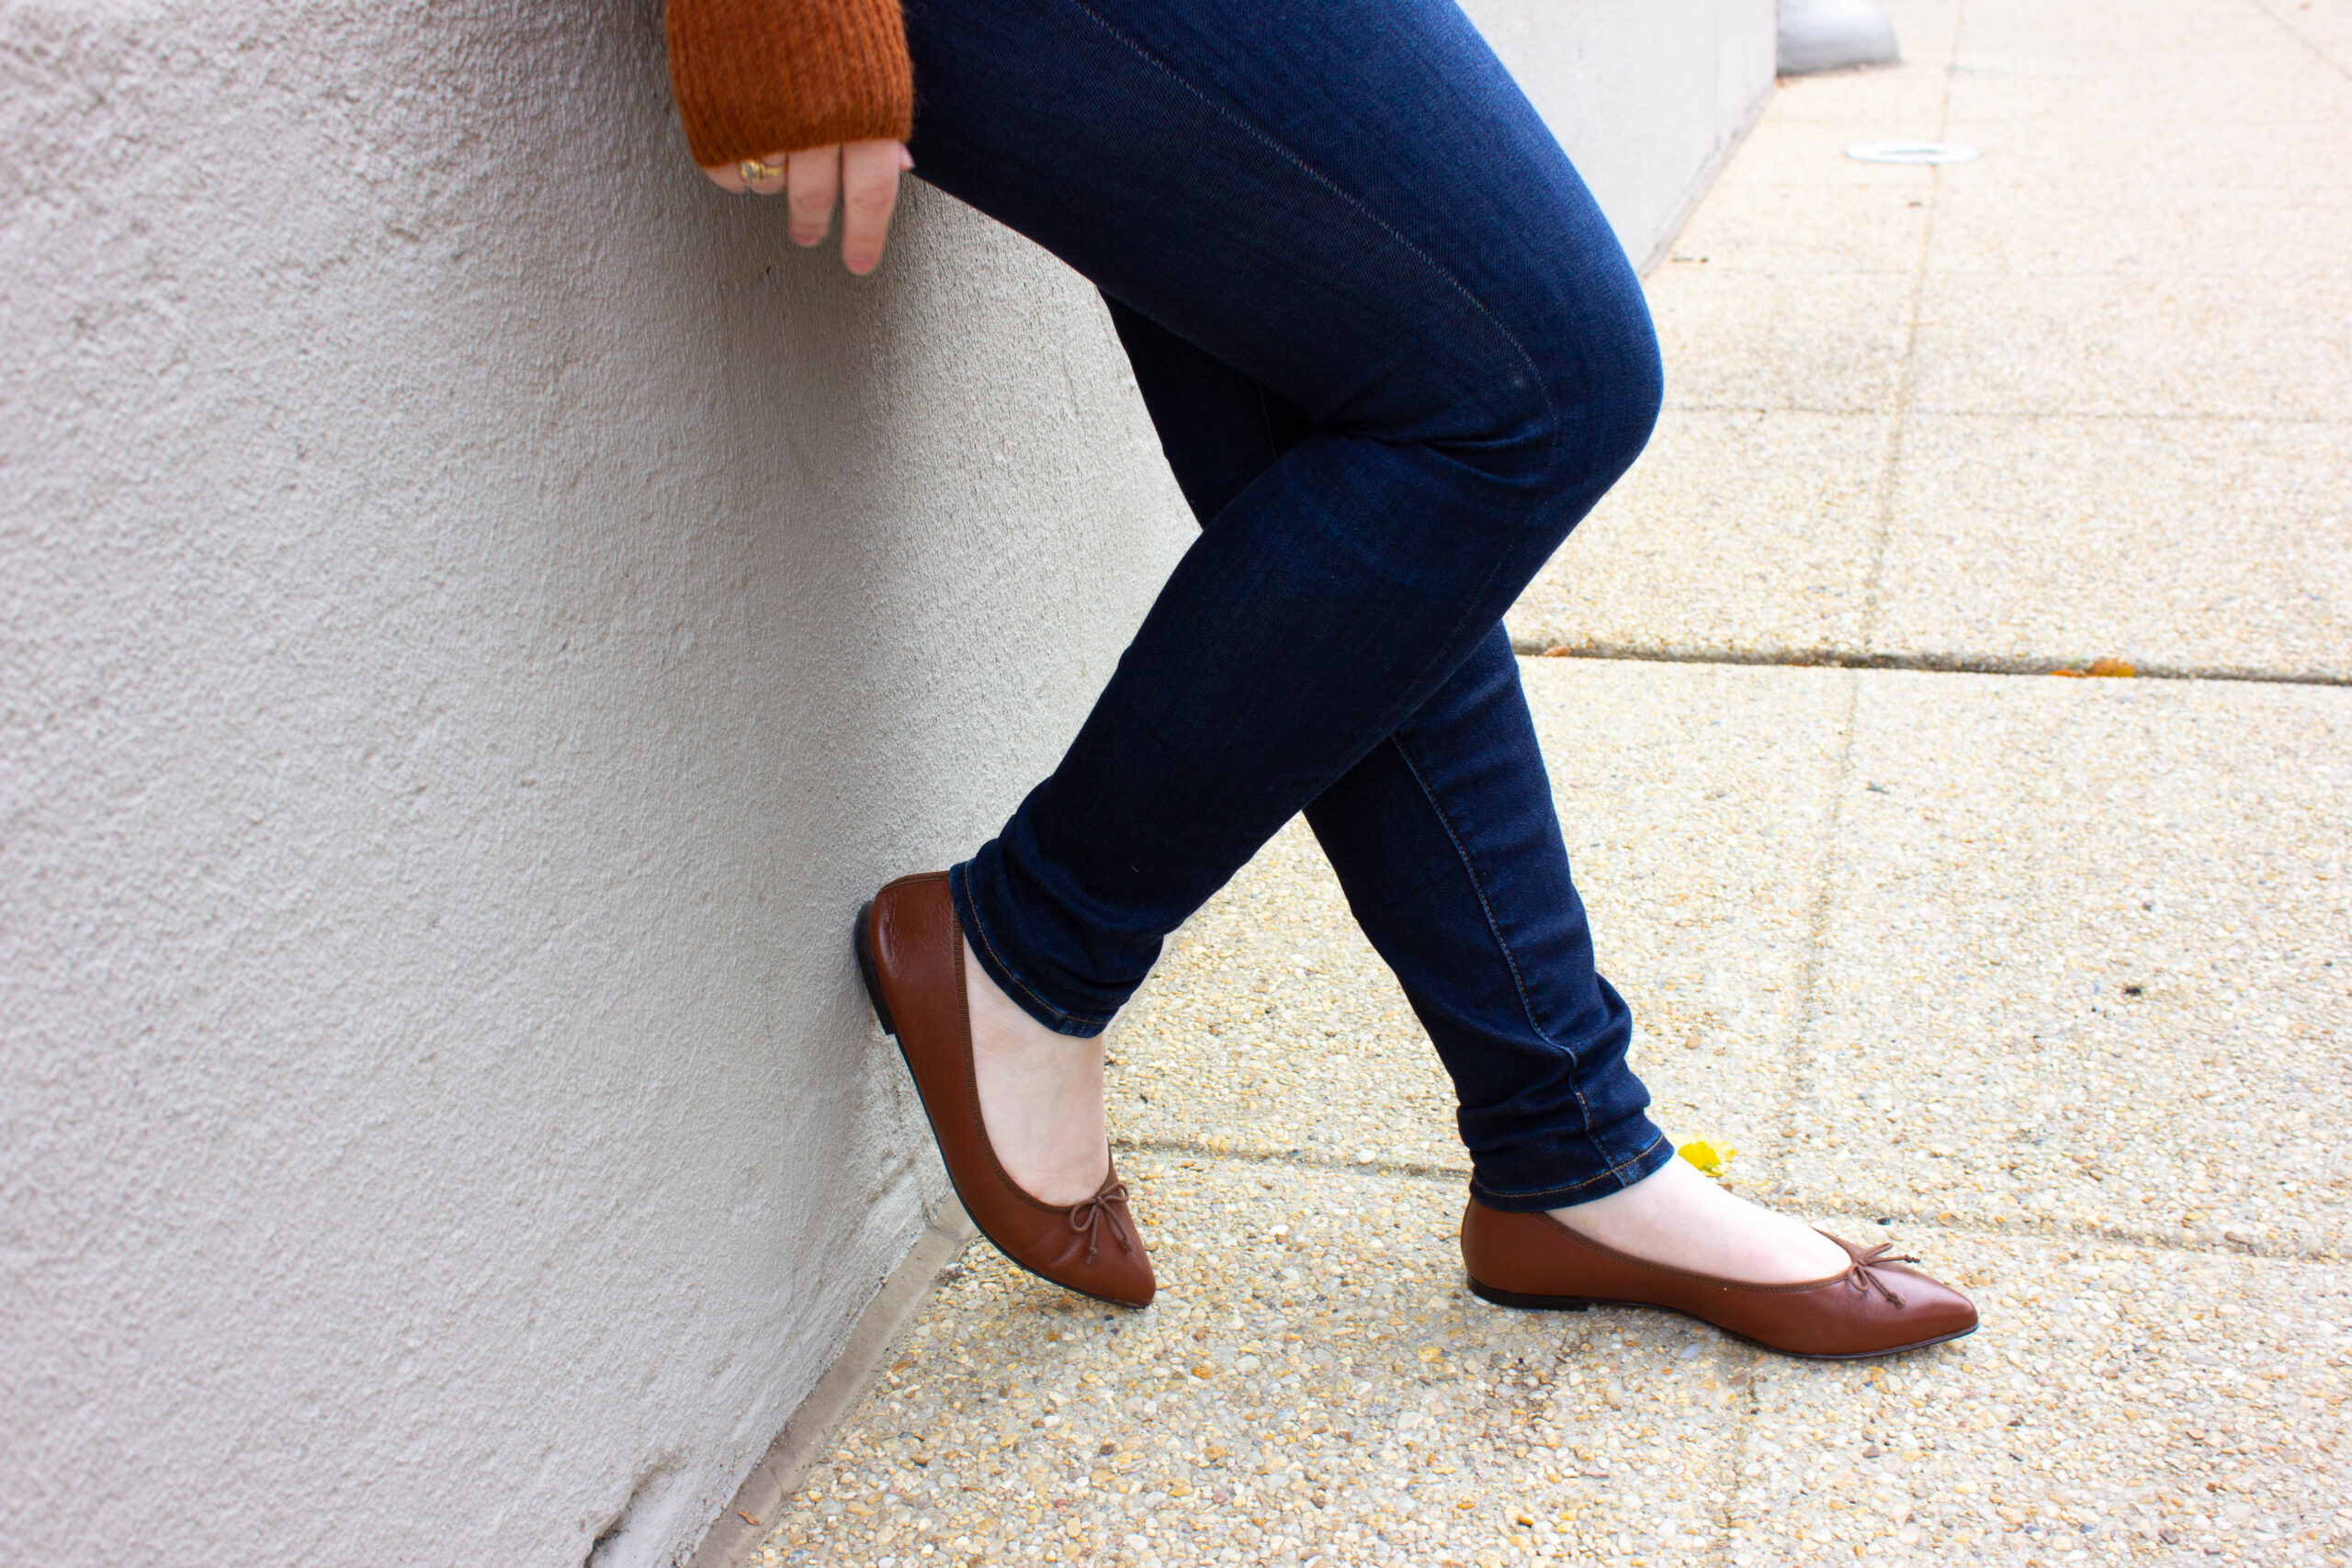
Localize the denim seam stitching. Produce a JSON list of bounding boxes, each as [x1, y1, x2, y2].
[[1049, 0, 1563, 473], [1472, 1130, 1668, 1202], [1389, 731, 1654, 1190], [959, 874, 1113, 1030]]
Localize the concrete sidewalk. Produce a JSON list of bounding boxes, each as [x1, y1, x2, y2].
[[747, 1, 2351, 1562]]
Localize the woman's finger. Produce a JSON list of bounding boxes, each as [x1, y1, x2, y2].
[[839, 140, 912, 276], [695, 141, 908, 272], [743, 152, 790, 197], [786, 146, 841, 247], [699, 151, 792, 195]]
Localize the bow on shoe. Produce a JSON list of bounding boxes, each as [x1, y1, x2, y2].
[[1838, 1239, 1923, 1307], [1067, 1176, 1137, 1266]]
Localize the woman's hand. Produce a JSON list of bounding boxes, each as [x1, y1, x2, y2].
[[702, 139, 914, 276]]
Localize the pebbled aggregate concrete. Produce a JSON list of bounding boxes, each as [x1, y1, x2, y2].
[[1783, 673, 2352, 1259], [753, 1155, 1768, 1568], [1906, 270, 2352, 423], [1735, 1236, 2352, 1563], [1871, 415, 2352, 682], [748, 0, 2352, 1563]]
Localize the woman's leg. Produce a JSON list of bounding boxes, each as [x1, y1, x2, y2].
[[1106, 306, 1848, 1280], [1105, 303, 1664, 1208]]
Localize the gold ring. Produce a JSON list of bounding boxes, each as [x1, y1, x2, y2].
[[739, 158, 783, 185]]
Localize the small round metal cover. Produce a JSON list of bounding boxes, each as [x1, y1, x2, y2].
[[1845, 141, 1982, 164]]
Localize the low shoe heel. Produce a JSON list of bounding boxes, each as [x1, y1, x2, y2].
[[853, 901, 898, 1037], [1468, 1276, 1596, 1312]]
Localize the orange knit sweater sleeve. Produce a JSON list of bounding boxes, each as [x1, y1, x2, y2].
[[665, 0, 914, 167]]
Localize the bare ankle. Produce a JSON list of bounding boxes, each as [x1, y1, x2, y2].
[[1549, 1154, 1847, 1284], [962, 940, 1108, 1206]]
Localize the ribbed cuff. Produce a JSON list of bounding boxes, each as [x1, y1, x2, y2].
[[666, 0, 915, 166]]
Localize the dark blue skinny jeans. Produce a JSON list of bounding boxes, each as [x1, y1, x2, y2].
[[907, 0, 1672, 1208]]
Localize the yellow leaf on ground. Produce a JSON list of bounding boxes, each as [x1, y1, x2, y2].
[[1678, 1139, 1735, 1174]]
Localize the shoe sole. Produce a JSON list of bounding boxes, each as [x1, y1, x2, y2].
[[853, 899, 1147, 1313], [1466, 1274, 1978, 1360]]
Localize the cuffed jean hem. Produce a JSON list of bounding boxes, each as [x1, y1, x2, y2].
[[948, 861, 1117, 1040], [1467, 1122, 1675, 1213]]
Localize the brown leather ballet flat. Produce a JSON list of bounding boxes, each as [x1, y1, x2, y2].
[[1461, 1197, 1976, 1359], [855, 872, 1154, 1309]]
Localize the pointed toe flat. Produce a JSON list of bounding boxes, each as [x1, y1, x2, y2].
[[856, 872, 1155, 1309], [1461, 1197, 1976, 1359]]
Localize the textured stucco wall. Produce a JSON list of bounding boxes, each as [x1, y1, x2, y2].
[[0, 6, 1193, 1566], [0, 4, 1768, 1567]]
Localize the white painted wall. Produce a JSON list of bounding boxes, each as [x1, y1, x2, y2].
[[0, 5, 1768, 1568]]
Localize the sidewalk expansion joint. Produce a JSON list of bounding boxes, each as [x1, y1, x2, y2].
[[2247, 0, 2352, 83], [1510, 640, 2352, 689], [1666, 402, 2352, 426], [1805, 1198, 2343, 1266], [1114, 1140, 2340, 1267], [1114, 1134, 1470, 1186]]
